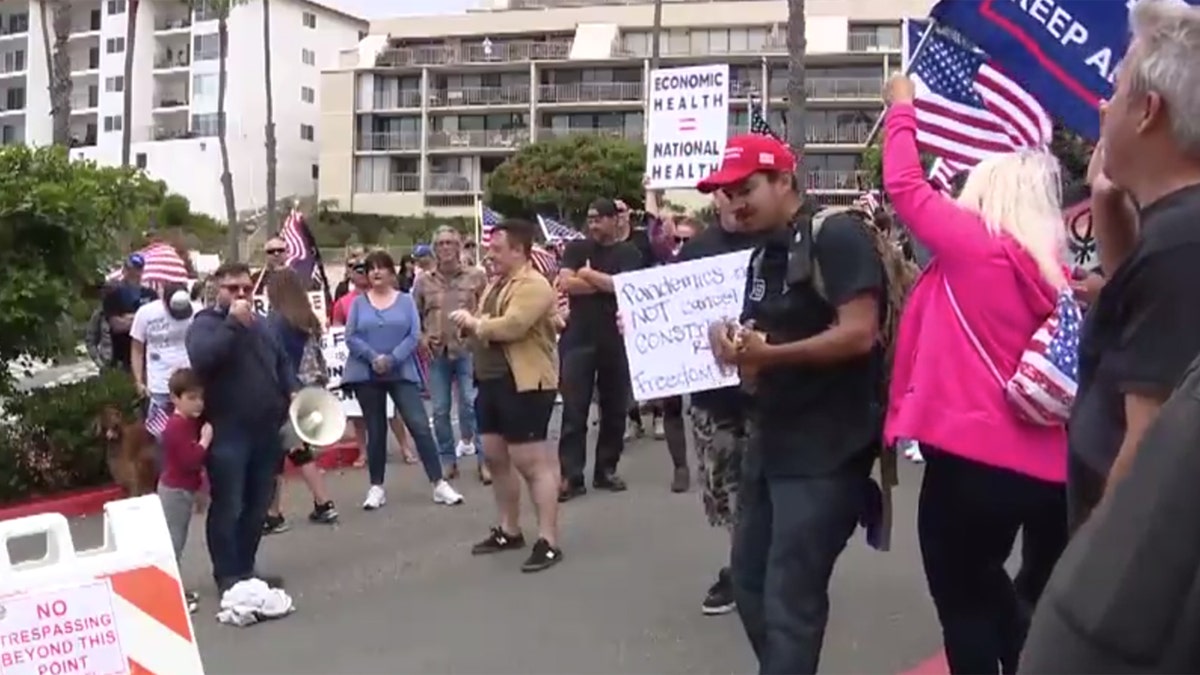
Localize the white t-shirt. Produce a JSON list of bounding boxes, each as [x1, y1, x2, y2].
[[130, 301, 193, 395]]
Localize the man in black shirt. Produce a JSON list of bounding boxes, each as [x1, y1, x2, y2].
[[1065, 13, 1200, 533], [102, 253, 158, 371], [677, 194, 764, 616], [556, 198, 645, 500], [700, 134, 884, 675]]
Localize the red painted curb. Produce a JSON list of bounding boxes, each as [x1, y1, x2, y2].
[[283, 440, 361, 475], [899, 651, 948, 675], [0, 485, 127, 521]]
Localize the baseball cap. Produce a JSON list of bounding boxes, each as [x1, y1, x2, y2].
[[126, 253, 146, 269], [696, 134, 797, 194], [588, 198, 619, 217], [413, 244, 432, 257]]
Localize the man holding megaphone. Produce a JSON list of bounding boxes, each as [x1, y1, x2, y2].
[[449, 218, 564, 573]]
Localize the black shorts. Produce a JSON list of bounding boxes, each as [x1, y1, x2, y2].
[[476, 373, 556, 443], [276, 445, 316, 474]]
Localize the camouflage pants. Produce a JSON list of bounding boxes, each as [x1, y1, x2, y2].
[[689, 405, 747, 531]]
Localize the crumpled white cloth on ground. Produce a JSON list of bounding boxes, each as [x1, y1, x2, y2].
[[215, 578, 295, 627]]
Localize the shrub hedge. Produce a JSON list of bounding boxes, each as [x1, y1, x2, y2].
[[0, 370, 138, 505]]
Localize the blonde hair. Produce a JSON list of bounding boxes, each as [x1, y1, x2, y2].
[[955, 150, 1067, 288]]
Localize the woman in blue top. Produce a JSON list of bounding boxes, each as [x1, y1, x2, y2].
[[263, 268, 338, 531], [345, 250, 464, 509]]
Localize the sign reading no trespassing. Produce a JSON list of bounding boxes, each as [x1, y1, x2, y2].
[[615, 250, 752, 401], [645, 64, 730, 190], [0, 580, 127, 675]]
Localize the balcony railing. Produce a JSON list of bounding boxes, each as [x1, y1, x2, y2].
[[155, 17, 192, 31], [0, 60, 26, 75], [537, 82, 643, 104], [155, 53, 190, 69], [358, 131, 421, 152], [848, 32, 901, 53], [372, 89, 421, 110], [768, 77, 883, 100], [154, 97, 189, 109], [539, 126, 643, 142], [806, 169, 872, 191], [376, 39, 573, 67], [426, 173, 476, 192], [152, 125, 193, 141], [429, 85, 531, 107], [427, 129, 530, 150], [390, 173, 421, 192], [807, 124, 872, 145], [0, 22, 28, 36], [656, 36, 787, 58]]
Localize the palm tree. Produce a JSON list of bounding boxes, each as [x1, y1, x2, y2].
[[261, 0, 278, 232], [213, 0, 239, 259], [786, 0, 806, 189], [120, 0, 139, 165], [39, 0, 73, 145]]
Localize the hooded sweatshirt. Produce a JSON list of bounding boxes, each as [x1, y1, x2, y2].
[[882, 103, 1067, 484]]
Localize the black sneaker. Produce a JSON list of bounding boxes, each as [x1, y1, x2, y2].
[[471, 527, 526, 555], [520, 538, 562, 573], [701, 568, 736, 615], [593, 472, 628, 492], [184, 590, 200, 614], [253, 572, 285, 589], [308, 501, 339, 524], [558, 481, 587, 503], [262, 514, 290, 535]]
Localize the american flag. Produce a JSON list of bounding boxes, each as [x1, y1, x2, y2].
[[478, 204, 503, 246], [145, 397, 171, 439], [106, 242, 189, 289], [279, 208, 333, 308], [748, 93, 783, 141], [1007, 289, 1082, 425], [536, 214, 584, 242], [904, 19, 1052, 192]]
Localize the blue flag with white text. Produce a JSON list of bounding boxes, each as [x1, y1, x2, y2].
[[931, 0, 1200, 141]]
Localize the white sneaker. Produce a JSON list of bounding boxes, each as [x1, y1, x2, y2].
[[653, 417, 665, 440], [362, 485, 386, 510], [432, 480, 464, 505], [456, 440, 476, 457]]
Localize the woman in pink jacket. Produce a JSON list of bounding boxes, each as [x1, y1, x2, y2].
[[881, 75, 1069, 675]]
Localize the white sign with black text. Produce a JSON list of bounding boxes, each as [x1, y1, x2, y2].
[[645, 63, 730, 190], [615, 250, 752, 401]]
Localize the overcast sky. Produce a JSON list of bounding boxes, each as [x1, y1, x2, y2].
[[324, 0, 481, 19]]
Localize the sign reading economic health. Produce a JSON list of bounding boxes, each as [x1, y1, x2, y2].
[[615, 250, 752, 400], [645, 63, 730, 190]]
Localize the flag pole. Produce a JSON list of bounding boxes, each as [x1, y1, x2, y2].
[[473, 196, 483, 265], [865, 18, 937, 147]]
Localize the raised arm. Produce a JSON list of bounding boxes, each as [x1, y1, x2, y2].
[[881, 101, 995, 262], [476, 277, 555, 343]]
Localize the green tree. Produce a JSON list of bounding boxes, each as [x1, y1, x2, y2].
[[0, 146, 160, 393], [485, 134, 645, 223]]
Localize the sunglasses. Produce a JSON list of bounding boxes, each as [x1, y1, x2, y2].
[[221, 283, 254, 294], [350, 263, 367, 274], [266, 248, 286, 255], [673, 236, 691, 244]]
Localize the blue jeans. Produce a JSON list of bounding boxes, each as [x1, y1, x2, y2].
[[205, 421, 286, 586], [427, 352, 477, 466], [354, 379, 441, 484]]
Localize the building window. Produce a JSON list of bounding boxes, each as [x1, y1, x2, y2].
[[192, 112, 222, 136], [301, 48, 315, 66], [358, 30, 367, 41], [311, 164, 319, 180], [103, 115, 123, 132], [105, 37, 125, 54], [5, 87, 25, 111], [193, 33, 221, 61], [194, 0, 220, 22], [3, 50, 25, 72], [300, 124, 314, 141], [300, 86, 314, 103], [7, 13, 28, 34], [302, 11, 316, 28], [192, 73, 218, 98], [2, 125, 16, 144], [104, 76, 124, 92], [106, 0, 126, 15], [135, 153, 147, 169]]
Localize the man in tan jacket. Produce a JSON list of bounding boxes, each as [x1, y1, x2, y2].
[[449, 218, 563, 573]]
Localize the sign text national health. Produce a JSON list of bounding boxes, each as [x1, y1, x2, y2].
[[645, 64, 730, 190]]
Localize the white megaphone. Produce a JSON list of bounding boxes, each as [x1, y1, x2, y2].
[[286, 387, 347, 448]]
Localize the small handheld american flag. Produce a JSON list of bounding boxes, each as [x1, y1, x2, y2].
[[145, 398, 171, 439]]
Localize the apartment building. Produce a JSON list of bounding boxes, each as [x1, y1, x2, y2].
[[0, 0, 366, 221], [317, 0, 936, 218]]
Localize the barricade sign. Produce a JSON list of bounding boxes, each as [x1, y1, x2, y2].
[[0, 496, 204, 675], [322, 327, 394, 417]]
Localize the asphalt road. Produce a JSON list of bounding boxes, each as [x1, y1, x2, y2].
[[8, 418, 940, 674]]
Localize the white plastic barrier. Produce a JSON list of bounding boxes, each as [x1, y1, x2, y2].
[[0, 496, 204, 675]]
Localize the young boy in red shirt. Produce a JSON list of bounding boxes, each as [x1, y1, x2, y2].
[[158, 367, 211, 613]]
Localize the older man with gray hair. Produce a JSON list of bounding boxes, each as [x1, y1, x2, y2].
[[413, 226, 490, 483], [1022, 0, 1200, 671]]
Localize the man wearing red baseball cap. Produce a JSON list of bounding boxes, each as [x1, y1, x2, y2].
[[703, 133, 888, 674]]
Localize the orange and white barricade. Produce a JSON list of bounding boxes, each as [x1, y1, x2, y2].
[[0, 496, 204, 675]]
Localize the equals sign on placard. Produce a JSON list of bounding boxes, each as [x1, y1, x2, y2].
[[677, 117, 697, 132]]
